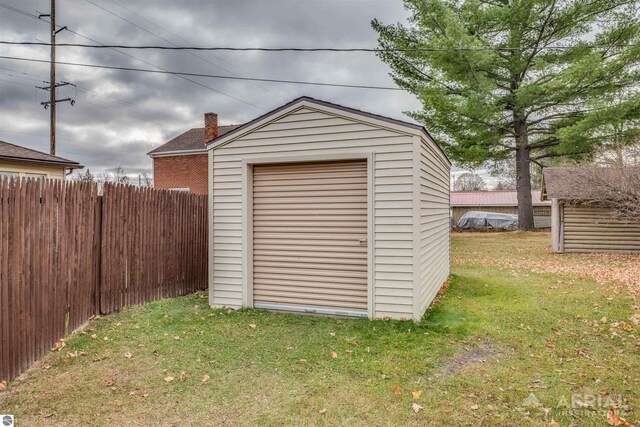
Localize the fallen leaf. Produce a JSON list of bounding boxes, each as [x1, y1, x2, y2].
[[470, 404, 479, 410], [412, 390, 422, 399], [329, 332, 336, 337], [173, 336, 181, 341], [164, 376, 175, 383], [345, 349, 353, 354], [201, 374, 209, 383], [90, 334, 97, 339], [331, 351, 338, 359], [393, 386, 401, 394], [607, 408, 634, 426], [105, 379, 116, 387], [319, 408, 327, 415], [103, 336, 109, 341], [548, 421, 560, 427], [286, 344, 293, 350], [124, 352, 133, 359], [249, 324, 257, 329], [412, 403, 423, 413], [179, 371, 187, 381], [0, 380, 7, 391], [299, 359, 308, 364], [142, 392, 150, 398], [51, 339, 66, 351]]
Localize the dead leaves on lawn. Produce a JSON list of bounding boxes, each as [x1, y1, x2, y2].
[[0, 380, 7, 392], [51, 339, 65, 351], [607, 409, 635, 427]]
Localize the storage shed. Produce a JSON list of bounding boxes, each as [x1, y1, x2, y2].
[[207, 97, 451, 320], [542, 167, 640, 253]]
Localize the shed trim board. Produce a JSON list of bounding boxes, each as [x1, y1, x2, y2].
[[208, 97, 451, 320], [241, 153, 374, 318]]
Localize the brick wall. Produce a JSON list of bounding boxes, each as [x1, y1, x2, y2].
[[153, 153, 208, 194]]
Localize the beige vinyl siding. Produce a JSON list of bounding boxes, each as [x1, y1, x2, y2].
[[0, 160, 67, 180], [252, 161, 368, 313], [417, 137, 451, 317], [562, 204, 640, 253], [210, 106, 416, 318]]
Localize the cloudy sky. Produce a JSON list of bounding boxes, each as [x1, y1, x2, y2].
[[0, 0, 443, 180]]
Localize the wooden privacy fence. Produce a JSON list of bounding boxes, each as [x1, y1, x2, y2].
[[0, 178, 207, 382], [101, 183, 208, 313]]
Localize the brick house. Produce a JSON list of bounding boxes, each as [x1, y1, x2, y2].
[[148, 113, 239, 194]]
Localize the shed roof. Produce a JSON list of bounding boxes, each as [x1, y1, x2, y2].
[[451, 190, 550, 207], [148, 125, 241, 155], [0, 140, 82, 168], [541, 166, 639, 200], [206, 96, 451, 166]]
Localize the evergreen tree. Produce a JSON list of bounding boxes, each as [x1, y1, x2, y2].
[[372, 0, 640, 229]]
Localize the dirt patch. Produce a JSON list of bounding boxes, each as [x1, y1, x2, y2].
[[437, 343, 498, 378]]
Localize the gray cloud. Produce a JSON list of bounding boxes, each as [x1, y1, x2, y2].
[[1, 0, 420, 177]]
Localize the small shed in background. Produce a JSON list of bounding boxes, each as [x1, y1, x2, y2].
[[451, 190, 551, 228], [542, 167, 640, 253], [207, 96, 451, 320]]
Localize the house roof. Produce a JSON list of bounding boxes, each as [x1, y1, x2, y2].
[[206, 96, 451, 165], [451, 190, 550, 207], [148, 125, 241, 155], [0, 140, 82, 169]]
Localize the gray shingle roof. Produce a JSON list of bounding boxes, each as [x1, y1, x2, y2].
[[148, 125, 241, 155], [0, 140, 81, 167]]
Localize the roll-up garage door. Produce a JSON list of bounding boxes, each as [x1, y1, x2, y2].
[[252, 160, 368, 316]]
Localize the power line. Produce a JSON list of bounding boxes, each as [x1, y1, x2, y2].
[[104, 0, 291, 101], [0, 68, 185, 122], [0, 2, 264, 111], [0, 39, 635, 52], [0, 55, 412, 91]]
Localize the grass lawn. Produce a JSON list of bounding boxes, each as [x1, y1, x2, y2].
[[1, 232, 639, 426]]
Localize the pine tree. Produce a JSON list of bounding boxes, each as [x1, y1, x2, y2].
[[372, 0, 640, 229]]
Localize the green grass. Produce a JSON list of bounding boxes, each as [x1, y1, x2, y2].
[[1, 232, 639, 426]]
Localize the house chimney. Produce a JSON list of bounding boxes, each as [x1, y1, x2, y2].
[[204, 112, 218, 142]]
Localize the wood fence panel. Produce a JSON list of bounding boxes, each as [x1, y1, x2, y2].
[[99, 183, 208, 314], [1, 179, 208, 383]]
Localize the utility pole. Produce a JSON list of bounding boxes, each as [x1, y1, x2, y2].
[[49, 0, 56, 155], [37, 0, 73, 156]]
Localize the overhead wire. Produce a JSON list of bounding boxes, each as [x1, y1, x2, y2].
[[0, 40, 635, 52], [91, 0, 290, 101], [0, 2, 265, 110], [0, 55, 420, 91]]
